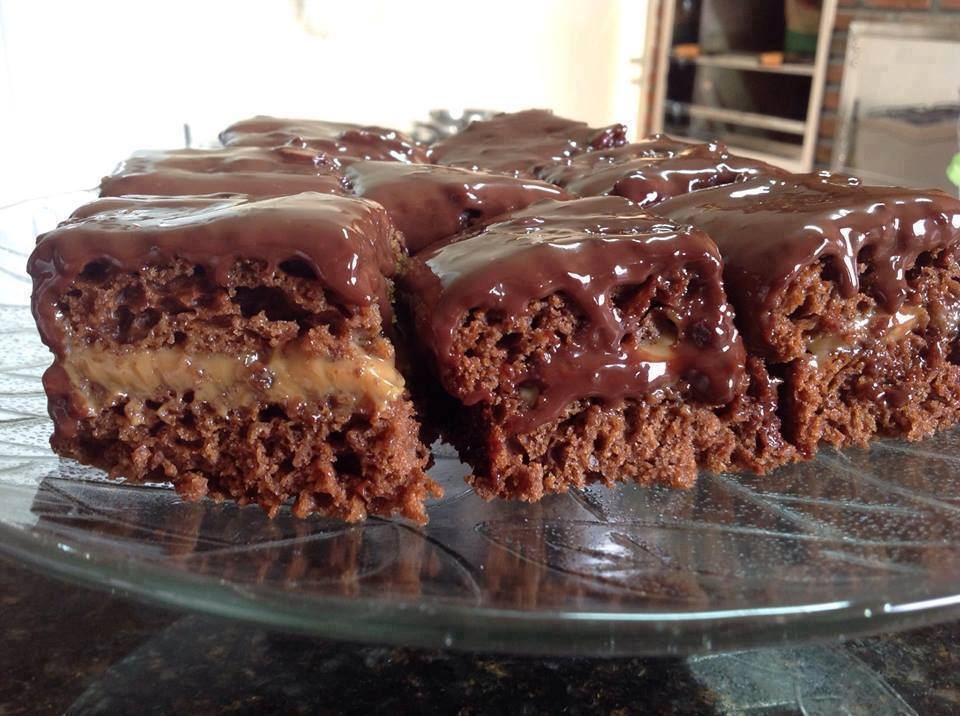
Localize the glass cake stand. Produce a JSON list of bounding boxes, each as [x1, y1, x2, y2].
[[3, 195, 960, 656]]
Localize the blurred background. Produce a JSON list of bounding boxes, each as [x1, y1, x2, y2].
[[0, 0, 958, 207], [0, 0, 648, 203]]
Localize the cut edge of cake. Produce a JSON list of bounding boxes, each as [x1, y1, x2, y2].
[[27, 192, 440, 523]]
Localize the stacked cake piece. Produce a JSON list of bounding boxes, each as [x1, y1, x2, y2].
[[656, 172, 960, 457], [399, 197, 787, 500], [29, 192, 439, 522], [27, 110, 960, 522]]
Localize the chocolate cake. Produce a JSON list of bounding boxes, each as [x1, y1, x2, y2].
[[343, 160, 572, 253], [656, 172, 960, 457], [535, 133, 694, 180], [27, 107, 960, 522], [540, 140, 783, 207], [220, 115, 427, 165], [399, 197, 788, 501], [27, 192, 438, 522], [427, 109, 628, 177], [99, 146, 347, 198]]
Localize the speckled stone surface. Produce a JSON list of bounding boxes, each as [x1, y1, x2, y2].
[[2, 557, 959, 715]]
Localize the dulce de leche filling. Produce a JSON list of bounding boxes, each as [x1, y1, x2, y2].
[[63, 345, 405, 416], [805, 305, 926, 363]]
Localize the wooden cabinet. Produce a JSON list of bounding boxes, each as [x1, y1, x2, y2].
[[641, 0, 837, 172]]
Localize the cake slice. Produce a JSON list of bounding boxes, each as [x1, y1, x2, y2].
[[656, 172, 960, 457], [534, 133, 695, 180], [540, 140, 783, 207], [28, 192, 439, 522], [220, 115, 427, 164], [427, 109, 628, 177], [99, 146, 346, 198], [343, 160, 571, 253], [399, 197, 789, 501]]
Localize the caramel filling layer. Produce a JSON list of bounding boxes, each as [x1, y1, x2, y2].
[[625, 331, 677, 362], [64, 346, 405, 415], [806, 305, 926, 362]]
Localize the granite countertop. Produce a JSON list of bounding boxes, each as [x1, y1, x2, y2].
[[3, 557, 958, 715]]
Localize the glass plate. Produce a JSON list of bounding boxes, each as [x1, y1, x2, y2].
[[4, 197, 960, 657]]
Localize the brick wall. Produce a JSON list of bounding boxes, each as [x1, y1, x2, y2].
[[816, 0, 960, 168]]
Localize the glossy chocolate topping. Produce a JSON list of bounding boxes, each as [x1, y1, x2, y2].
[[220, 115, 427, 164], [593, 133, 696, 160], [28, 192, 399, 358], [539, 133, 695, 179], [427, 109, 628, 178], [99, 147, 347, 198], [403, 197, 745, 432], [656, 172, 960, 355], [541, 141, 783, 207], [344, 160, 572, 254]]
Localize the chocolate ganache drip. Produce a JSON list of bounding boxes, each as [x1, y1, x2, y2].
[[538, 133, 695, 179], [344, 160, 572, 254], [99, 146, 347, 198], [656, 172, 960, 355], [404, 197, 746, 432], [220, 115, 427, 164], [541, 140, 784, 207], [427, 109, 628, 178], [29, 193, 399, 358]]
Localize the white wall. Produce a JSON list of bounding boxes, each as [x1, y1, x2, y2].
[[0, 0, 648, 205]]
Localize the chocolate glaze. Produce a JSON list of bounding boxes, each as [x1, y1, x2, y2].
[[427, 109, 628, 178], [29, 192, 399, 361], [541, 141, 783, 207], [403, 197, 746, 432], [344, 160, 572, 254], [99, 147, 347, 198], [220, 115, 427, 164], [539, 133, 695, 179], [655, 172, 960, 357]]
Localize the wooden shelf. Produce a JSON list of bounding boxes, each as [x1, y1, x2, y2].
[[670, 51, 816, 76], [723, 136, 804, 173], [724, 135, 803, 161], [665, 125, 806, 172], [668, 101, 807, 135], [645, 0, 839, 171]]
